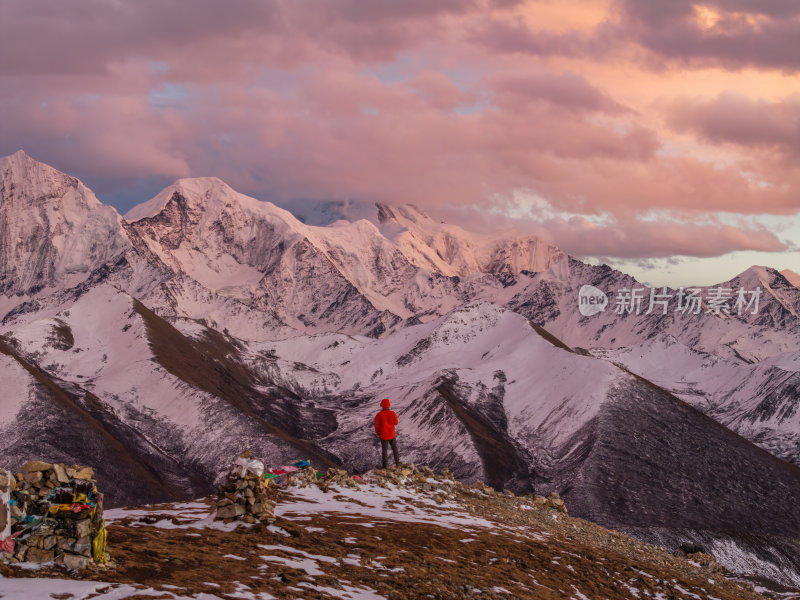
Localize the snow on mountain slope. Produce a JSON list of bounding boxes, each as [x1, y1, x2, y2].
[[1, 266, 799, 587], [126, 177, 286, 295], [0, 151, 129, 298], [500, 257, 800, 362], [238, 301, 620, 489], [0, 352, 37, 428], [259, 301, 618, 448], [374, 203, 565, 278], [125, 178, 468, 334], [781, 268, 800, 287], [132, 268, 293, 342], [0, 344, 208, 507], [280, 199, 566, 278], [593, 335, 800, 466], [723, 265, 800, 328], [125, 182, 564, 335], [0, 283, 344, 505]]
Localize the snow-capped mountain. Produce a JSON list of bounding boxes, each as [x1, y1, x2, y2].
[[372, 203, 564, 278], [0, 151, 129, 304], [593, 333, 800, 466], [123, 180, 563, 337], [125, 178, 444, 335], [1, 151, 799, 587], [280, 198, 566, 278], [500, 257, 800, 362]]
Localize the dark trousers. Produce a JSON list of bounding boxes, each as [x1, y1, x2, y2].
[[381, 437, 400, 468]]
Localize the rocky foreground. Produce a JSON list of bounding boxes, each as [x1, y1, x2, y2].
[[0, 465, 788, 600]]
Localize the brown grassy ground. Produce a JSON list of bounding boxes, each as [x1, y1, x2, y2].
[[0, 481, 774, 600]]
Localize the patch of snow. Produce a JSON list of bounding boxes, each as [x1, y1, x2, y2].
[[0, 578, 220, 600], [297, 581, 388, 600], [259, 554, 325, 576]]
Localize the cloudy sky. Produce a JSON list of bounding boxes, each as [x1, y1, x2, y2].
[[2, 0, 799, 286]]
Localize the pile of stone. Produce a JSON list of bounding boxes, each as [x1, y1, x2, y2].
[[369, 464, 445, 487], [1, 461, 107, 568], [215, 451, 275, 524], [289, 463, 460, 507], [242, 456, 571, 519], [278, 462, 570, 514], [314, 467, 362, 491], [280, 463, 448, 492], [543, 492, 568, 514], [282, 465, 325, 489]]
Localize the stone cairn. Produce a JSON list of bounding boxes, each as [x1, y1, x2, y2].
[[215, 451, 276, 524], [0, 461, 107, 569]]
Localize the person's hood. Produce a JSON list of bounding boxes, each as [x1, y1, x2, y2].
[[380, 398, 391, 409]]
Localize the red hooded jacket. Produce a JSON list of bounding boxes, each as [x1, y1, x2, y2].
[[374, 399, 398, 441]]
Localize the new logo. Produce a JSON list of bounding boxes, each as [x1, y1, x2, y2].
[[578, 285, 608, 316]]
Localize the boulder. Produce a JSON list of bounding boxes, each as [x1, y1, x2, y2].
[[23, 471, 43, 485], [25, 547, 54, 563], [75, 519, 91, 538], [73, 536, 92, 557], [59, 553, 91, 570], [20, 461, 52, 473], [52, 464, 70, 484], [216, 503, 246, 520], [545, 492, 568, 514], [71, 467, 94, 481]]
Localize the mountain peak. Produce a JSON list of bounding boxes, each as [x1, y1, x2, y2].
[[171, 176, 230, 193], [0, 150, 79, 197], [374, 202, 564, 277], [725, 265, 800, 294], [2, 149, 34, 164], [0, 152, 128, 297], [376, 202, 430, 225], [723, 264, 776, 287], [124, 176, 241, 222], [6, 149, 29, 161], [2, 149, 58, 172], [781, 269, 800, 288]]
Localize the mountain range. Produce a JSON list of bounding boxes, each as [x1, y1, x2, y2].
[[1, 150, 799, 590]]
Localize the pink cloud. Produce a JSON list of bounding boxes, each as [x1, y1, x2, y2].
[[409, 71, 474, 111], [0, 0, 798, 266], [617, 0, 800, 71], [432, 202, 791, 259], [470, 1, 800, 72], [534, 217, 789, 259], [490, 72, 628, 114], [0, 0, 494, 79], [668, 92, 800, 156], [0, 89, 191, 178], [471, 17, 616, 58]]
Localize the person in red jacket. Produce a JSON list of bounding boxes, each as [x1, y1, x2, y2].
[[374, 398, 401, 468]]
